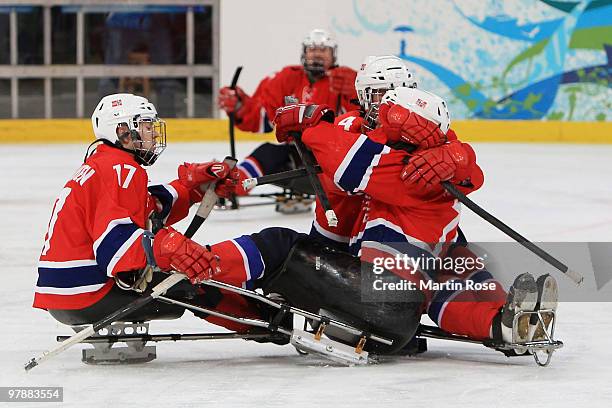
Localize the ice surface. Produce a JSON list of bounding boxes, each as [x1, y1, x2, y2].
[[0, 142, 610, 407]]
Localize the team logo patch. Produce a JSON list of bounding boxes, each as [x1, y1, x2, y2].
[[415, 98, 427, 108], [111, 99, 122, 107], [210, 163, 227, 178]]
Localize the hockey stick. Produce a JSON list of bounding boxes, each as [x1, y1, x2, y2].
[[226, 66, 243, 210], [290, 132, 337, 227], [282, 96, 337, 226], [442, 181, 584, 285], [335, 94, 342, 116], [242, 166, 321, 191], [184, 156, 237, 239], [24, 273, 186, 371], [228, 66, 243, 160]]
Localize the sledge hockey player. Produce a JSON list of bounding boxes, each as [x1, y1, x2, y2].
[[306, 55, 519, 342], [270, 88, 559, 352], [34, 93, 262, 334], [217, 29, 360, 212], [310, 55, 418, 250], [176, 86, 558, 355]]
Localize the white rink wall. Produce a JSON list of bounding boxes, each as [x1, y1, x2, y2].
[[220, 0, 331, 94]]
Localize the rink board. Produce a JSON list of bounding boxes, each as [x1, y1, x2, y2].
[[0, 118, 610, 144]]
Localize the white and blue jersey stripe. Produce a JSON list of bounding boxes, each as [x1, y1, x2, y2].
[[36, 260, 107, 295], [93, 217, 144, 277], [148, 183, 178, 223], [334, 134, 391, 194], [231, 235, 266, 282]]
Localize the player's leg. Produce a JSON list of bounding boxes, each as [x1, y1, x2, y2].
[[427, 268, 507, 340], [235, 143, 294, 193], [177, 227, 306, 332], [236, 143, 315, 203]]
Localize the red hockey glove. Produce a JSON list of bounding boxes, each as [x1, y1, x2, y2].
[[153, 227, 221, 284], [218, 86, 250, 115], [400, 140, 472, 198], [214, 167, 248, 197], [378, 103, 447, 150], [328, 66, 357, 97], [273, 103, 334, 142], [178, 161, 231, 190]]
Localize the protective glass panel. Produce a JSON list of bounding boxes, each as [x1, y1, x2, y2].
[[194, 77, 213, 118], [52, 78, 76, 118], [0, 13, 9, 65], [17, 7, 43, 65], [194, 6, 213, 64], [18, 78, 44, 118], [52, 7, 76, 64], [83, 6, 192, 65], [0, 79, 10, 118]]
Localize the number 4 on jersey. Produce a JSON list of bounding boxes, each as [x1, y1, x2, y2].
[[337, 116, 357, 131]]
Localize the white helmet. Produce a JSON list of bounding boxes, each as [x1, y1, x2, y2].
[[301, 29, 337, 79], [381, 87, 451, 134], [355, 55, 417, 111], [91, 93, 166, 165], [356, 56, 417, 131]]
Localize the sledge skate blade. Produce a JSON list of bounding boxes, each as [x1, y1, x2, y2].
[[79, 322, 157, 365], [290, 329, 369, 366], [82, 343, 157, 365]]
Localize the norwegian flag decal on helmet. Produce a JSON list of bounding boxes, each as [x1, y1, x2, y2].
[[111, 99, 122, 107]]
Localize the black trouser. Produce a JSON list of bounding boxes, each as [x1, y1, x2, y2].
[[48, 273, 226, 326]]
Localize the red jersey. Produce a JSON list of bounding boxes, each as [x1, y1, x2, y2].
[[34, 144, 194, 310], [302, 122, 484, 256], [237, 65, 360, 133], [309, 111, 365, 249]]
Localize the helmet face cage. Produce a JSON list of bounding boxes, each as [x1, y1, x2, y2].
[[361, 88, 388, 131], [301, 29, 337, 79], [124, 116, 167, 166]]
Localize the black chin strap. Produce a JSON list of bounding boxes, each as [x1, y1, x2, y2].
[[83, 139, 114, 163]]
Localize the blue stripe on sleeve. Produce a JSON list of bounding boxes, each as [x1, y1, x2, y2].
[[337, 137, 385, 192], [37, 265, 108, 288], [148, 184, 175, 221], [95, 223, 140, 272]]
